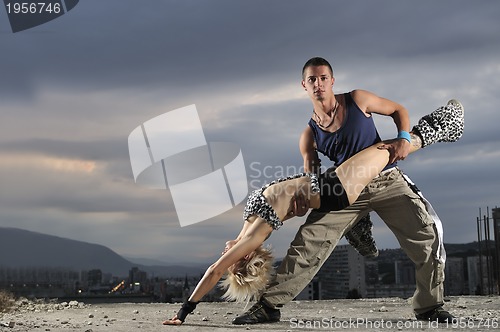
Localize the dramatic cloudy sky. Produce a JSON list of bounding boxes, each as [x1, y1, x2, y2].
[[1, 0, 500, 265]]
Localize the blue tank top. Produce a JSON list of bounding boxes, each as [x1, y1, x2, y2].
[[308, 92, 396, 169]]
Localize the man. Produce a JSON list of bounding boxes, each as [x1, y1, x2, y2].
[[233, 57, 454, 324]]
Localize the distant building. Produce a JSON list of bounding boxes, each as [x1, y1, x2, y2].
[[296, 277, 321, 300], [365, 260, 378, 286], [492, 207, 500, 294], [467, 256, 482, 295], [395, 258, 415, 285], [316, 244, 366, 299], [87, 269, 102, 286], [365, 284, 415, 298], [0, 267, 80, 297], [467, 255, 498, 295], [445, 257, 465, 295], [182, 275, 190, 301], [365, 254, 416, 299], [129, 267, 148, 292]]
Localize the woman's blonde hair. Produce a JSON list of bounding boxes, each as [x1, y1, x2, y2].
[[219, 245, 274, 302]]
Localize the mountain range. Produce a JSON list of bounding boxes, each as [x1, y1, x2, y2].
[[0, 227, 206, 278], [0, 227, 489, 279]]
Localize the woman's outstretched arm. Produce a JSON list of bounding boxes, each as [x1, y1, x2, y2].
[[189, 218, 272, 302], [162, 217, 273, 325]]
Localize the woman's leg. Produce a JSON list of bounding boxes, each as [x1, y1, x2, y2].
[[335, 133, 421, 204], [337, 99, 464, 204]]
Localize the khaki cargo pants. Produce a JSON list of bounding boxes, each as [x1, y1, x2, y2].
[[262, 167, 445, 314]]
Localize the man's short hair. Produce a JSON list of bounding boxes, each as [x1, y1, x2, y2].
[[302, 57, 333, 79]]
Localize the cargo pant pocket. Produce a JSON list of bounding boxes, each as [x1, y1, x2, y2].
[[433, 258, 445, 286]]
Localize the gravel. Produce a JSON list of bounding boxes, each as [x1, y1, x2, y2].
[[1, 296, 499, 331]]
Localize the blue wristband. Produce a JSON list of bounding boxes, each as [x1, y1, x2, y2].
[[397, 130, 411, 143]]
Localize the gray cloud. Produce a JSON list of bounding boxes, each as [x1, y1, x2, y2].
[[1, 0, 500, 264]]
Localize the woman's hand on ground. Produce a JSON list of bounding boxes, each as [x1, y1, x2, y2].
[[162, 315, 183, 325]]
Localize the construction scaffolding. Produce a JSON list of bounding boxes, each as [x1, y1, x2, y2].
[[476, 207, 500, 295]]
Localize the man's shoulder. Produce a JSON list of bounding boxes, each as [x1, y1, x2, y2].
[[349, 89, 379, 113], [350, 89, 375, 98]]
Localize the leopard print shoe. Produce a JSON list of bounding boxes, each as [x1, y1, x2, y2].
[[412, 99, 464, 147], [345, 214, 379, 258]]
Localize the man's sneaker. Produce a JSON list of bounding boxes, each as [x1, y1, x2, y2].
[[415, 306, 455, 323], [345, 214, 379, 258], [232, 301, 280, 325], [412, 99, 464, 147]]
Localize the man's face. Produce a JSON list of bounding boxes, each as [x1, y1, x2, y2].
[[302, 65, 335, 101]]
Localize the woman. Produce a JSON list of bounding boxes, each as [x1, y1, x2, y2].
[[163, 99, 464, 325]]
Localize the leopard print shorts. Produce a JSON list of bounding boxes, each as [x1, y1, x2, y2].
[[243, 173, 319, 230]]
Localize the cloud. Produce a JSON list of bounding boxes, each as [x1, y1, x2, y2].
[[1, 0, 500, 265]]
